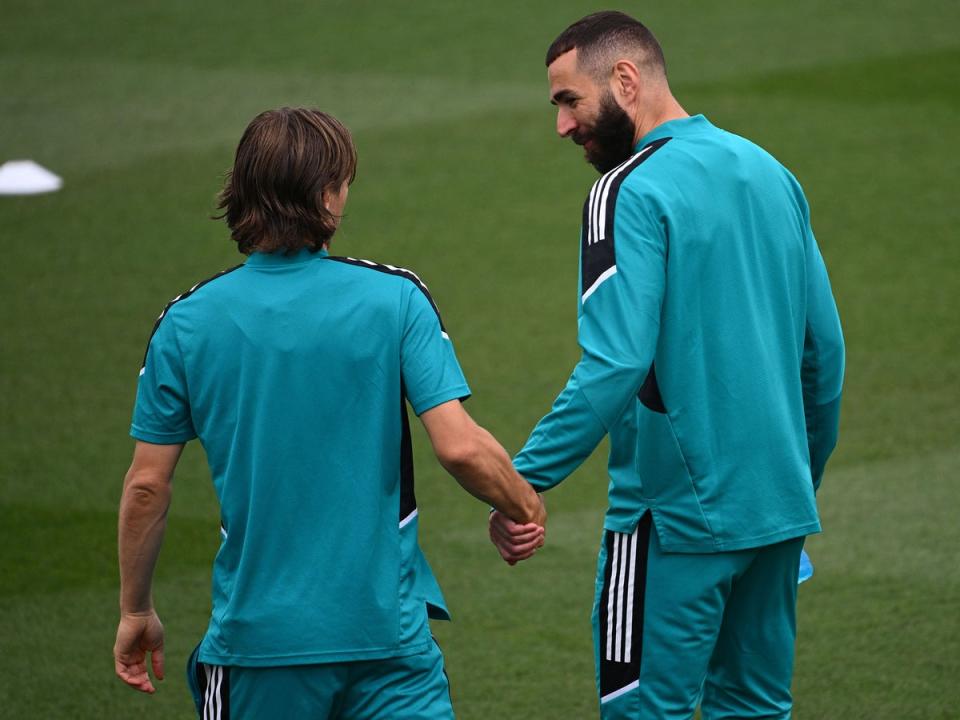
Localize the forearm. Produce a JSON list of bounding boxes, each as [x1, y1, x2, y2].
[[514, 365, 624, 490], [443, 426, 543, 525], [118, 472, 172, 614]]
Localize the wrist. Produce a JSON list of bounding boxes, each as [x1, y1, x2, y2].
[[120, 593, 154, 616], [520, 489, 545, 525]]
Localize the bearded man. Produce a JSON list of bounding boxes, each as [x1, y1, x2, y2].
[[489, 12, 845, 720]]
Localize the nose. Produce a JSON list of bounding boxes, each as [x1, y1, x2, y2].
[[556, 108, 577, 138]]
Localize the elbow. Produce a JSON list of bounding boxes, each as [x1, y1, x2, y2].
[[436, 436, 483, 477], [826, 326, 846, 378], [122, 469, 172, 511], [825, 341, 846, 395]]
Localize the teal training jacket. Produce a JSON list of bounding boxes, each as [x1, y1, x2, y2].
[[514, 115, 844, 553]]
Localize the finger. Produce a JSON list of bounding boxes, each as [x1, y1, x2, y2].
[[116, 661, 156, 693], [504, 549, 537, 563], [501, 536, 543, 553], [506, 522, 542, 536], [489, 513, 530, 535], [151, 646, 165, 681], [491, 525, 539, 545], [498, 522, 543, 540], [492, 537, 521, 561], [136, 677, 157, 694], [505, 525, 544, 541], [491, 522, 543, 544], [493, 537, 539, 563], [115, 656, 146, 681], [501, 536, 543, 555]]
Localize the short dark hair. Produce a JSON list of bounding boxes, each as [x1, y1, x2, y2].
[[545, 11, 666, 80], [216, 107, 357, 255]]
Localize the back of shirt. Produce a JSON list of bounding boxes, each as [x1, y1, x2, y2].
[[132, 249, 470, 665]]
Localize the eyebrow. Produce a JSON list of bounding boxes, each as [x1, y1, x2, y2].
[[550, 89, 580, 106]]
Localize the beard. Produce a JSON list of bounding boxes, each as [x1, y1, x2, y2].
[[573, 92, 637, 174]]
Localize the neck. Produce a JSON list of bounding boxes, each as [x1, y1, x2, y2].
[[631, 91, 688, 146]]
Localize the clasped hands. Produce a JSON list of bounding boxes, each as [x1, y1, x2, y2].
[[489, 494, 547, 566]]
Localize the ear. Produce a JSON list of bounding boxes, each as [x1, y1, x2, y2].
[[610, 59, 642, 103], [320, 185, 334, 211]]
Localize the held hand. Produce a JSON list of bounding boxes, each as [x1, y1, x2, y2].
[[489, 505, 546, 566], [114, 610, 165, 693]]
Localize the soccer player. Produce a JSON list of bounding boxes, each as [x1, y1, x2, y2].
[[489, 12, 844, 720], [114, 107, 545, 719]]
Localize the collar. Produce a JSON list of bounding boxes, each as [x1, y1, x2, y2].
[[637, 114, 713, 149], [245, 247, 329, 268]]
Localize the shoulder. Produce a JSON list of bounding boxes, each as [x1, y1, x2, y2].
[[140, 263, 243, 369], [586, 137, 673, 204], [152, 263, 244, 325], [326, 255, 429, 291], [582, 139, 675, 247], [708, 127, 809, 217], [326, 255, 446, 329]]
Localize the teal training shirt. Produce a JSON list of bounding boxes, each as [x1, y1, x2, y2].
[[131, 248, 470, 666], [514, 115, 844, 552]]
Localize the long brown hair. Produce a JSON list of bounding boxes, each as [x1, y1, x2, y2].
[[216, 107, 357, 255]]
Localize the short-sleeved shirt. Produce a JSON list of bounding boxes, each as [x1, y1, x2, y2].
[[514, 115, 844, 552], [132, 248, 470, 666]]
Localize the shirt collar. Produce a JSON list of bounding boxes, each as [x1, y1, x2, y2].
[[637, 114, 713, 149], [245, 247, 329, 268]]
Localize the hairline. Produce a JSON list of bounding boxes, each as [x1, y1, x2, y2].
[[545, 12, 667, 83]]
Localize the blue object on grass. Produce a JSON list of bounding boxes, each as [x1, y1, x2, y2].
[[798, 549, 814, 584]]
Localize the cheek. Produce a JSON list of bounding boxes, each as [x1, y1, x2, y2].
[[577, 108, 597, 128]]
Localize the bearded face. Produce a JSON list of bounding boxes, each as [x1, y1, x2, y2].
[[571, 91, 637, 173]]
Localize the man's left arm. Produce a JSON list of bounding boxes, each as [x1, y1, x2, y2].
[[801, 224, 845, 491], [114, 441, 183, 693]]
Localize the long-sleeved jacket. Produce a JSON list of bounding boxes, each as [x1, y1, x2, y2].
[[515, 115, 844, 552]]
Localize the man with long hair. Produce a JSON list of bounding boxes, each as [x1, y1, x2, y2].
[[114, 107, 545, 718]]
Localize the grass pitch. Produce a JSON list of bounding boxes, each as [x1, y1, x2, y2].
[[1, 2, 958, 718]]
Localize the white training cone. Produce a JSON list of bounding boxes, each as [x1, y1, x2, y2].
[[0, 160, 63, 195]]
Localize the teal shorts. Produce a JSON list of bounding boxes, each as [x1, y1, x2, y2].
[[187, 640, 453, 719], [592, 513, 804, 720]]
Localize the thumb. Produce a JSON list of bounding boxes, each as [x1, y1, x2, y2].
[[151, 643, 165, 681]]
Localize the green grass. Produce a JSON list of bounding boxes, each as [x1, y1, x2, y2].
[[1, 1, 958, 717]]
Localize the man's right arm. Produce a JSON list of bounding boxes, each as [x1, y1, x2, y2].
[[801, 224, 845, 490], [420, 400, 546, 528], [398, 280, 545, 556], [114, 440, 183, 694]]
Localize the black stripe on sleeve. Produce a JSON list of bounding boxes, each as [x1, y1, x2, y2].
[[326, 256, 447, 333], [581, 137, 671, 300], [140, 264, 243, 370]]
